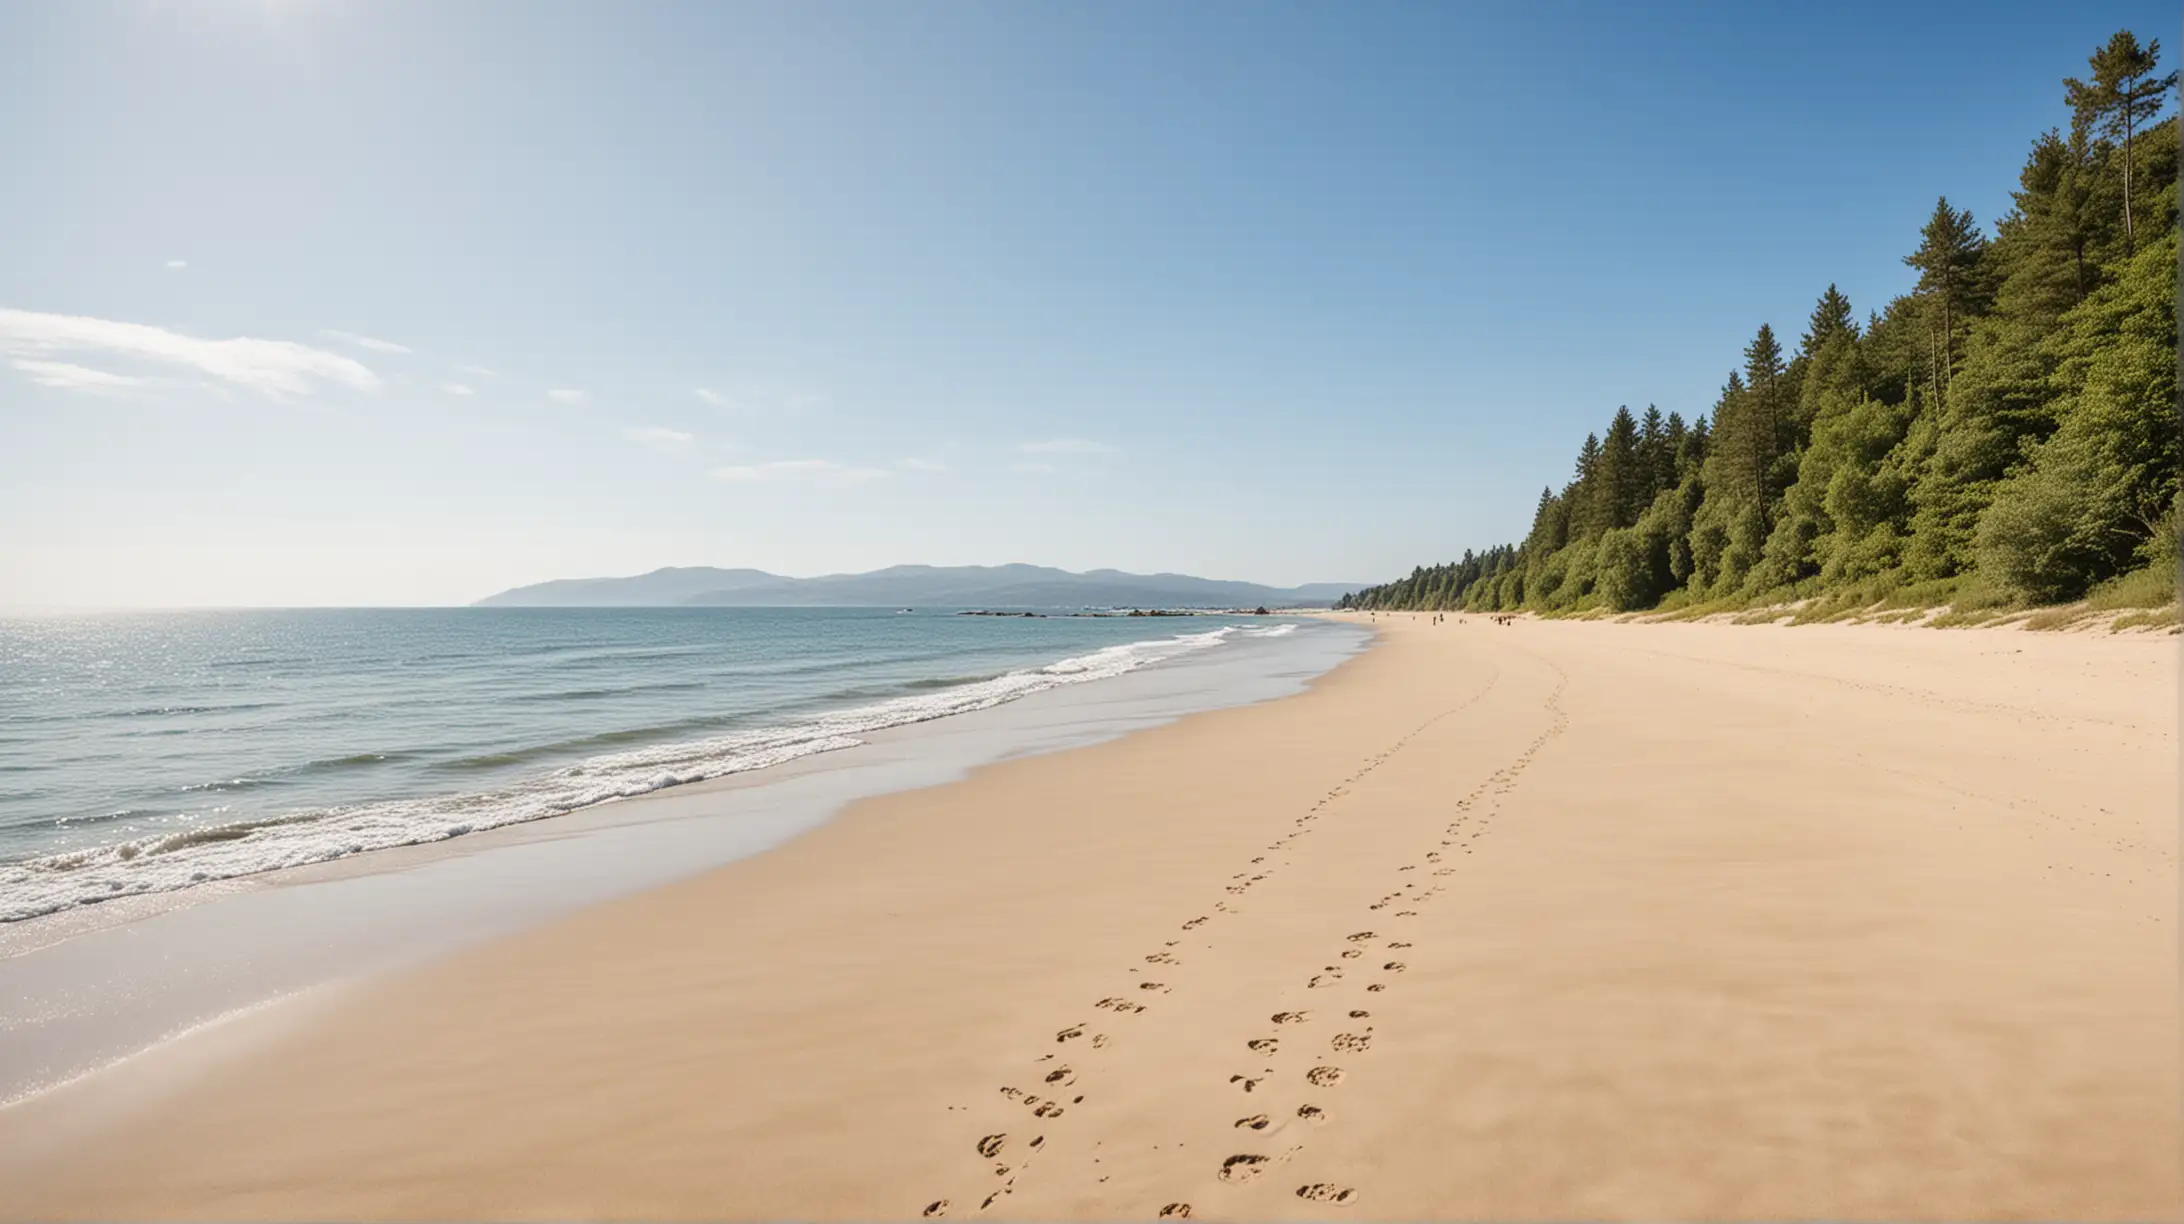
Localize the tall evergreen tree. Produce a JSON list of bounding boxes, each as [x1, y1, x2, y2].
[[1570, 433, 1604, 538], [1525, 487, 1568, 554], [1599, 406, 1644, 529], [1902, 197, 1987, 399], [2066, 31, 2176, 253], [1743, 324, 1789, 496], [1676, 413, 1709, 482], [2013, 128, 2104, 307], [1639, 404, 1670, 498], [1801, 285, 1855, 355]]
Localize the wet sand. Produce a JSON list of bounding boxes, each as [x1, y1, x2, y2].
[[2, 615, 2176, 1220]]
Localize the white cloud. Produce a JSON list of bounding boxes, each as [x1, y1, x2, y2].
[[709, 458, 889, 483], [1, 309, 379, 398], [547, 388, 587, 405], [441, 382, 476, 396], [624, 425, 694, 450], [164, 260, 187, 271], [459, 364, 498, 378], [690, 383, 821, 413], [896, 457, 947, 473], [317, 329, 411, 355], [10, 359, 158, 393], [1017, 437, 1118, 455]]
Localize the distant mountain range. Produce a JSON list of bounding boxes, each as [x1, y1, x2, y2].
[[474, 565, 1361, 609]]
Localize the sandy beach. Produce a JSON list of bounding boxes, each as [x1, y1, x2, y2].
[[1, 615, 2175, 1221]]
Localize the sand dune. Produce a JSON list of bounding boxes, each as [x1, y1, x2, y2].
[[2, 615, 2175, 1220]]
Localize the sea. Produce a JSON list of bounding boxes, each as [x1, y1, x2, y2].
[[0, 607, 1347, 927]]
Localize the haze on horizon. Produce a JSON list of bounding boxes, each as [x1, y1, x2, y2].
[[2, 0, 2162, 609]]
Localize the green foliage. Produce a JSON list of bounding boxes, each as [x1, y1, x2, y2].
[[1976, 233, 2179, 601], [1338, 30, 2178, 623]]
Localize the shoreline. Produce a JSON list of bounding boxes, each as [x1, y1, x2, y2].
[[0, 619, 1365, 1107], [1, 614, 2175, 1219]]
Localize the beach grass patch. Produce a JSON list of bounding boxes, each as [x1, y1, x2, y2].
[[2085, 565, 2178, 611]]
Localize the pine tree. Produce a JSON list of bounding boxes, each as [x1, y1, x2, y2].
[[1903, 197, 1987, 399], [1801, 285, 1855, 355], [2011, 128, 2105, 307], [1570, 433, 1603, 538], [1676, 413, 1709, 482], [1525, 487, 1568, 554], [1639, 404, 1669, 499], [1743, 325, 1789, 500], [1599, 406, 1644, 529], [2066, 31, 2177, 253], [1796, 286, 1870, 428]]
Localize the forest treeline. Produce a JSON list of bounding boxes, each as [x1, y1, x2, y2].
[[1340, 31, 2179, 617]]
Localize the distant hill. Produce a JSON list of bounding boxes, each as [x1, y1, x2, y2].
[[474, 564, 1361, 609]]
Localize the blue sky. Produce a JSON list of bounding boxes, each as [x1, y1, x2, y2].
[[1, 0, 2172, 606]]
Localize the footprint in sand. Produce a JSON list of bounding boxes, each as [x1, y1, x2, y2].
[[1366, 984, 1385, 993], [923, 1199, 949, 1217], [1348, 1009, 1370, 1018], [1387, 941, 1411, 949], [1305, 1066, 1345, 1086], [1000, 1088, 1064, 1118], [1183, 917, 1210, 930], [1140, 982, 1171, 993], [1219, 1154, 1271, 1183], [1297, 1104, 1326, 1124], [1230, 1074, 1263, 1093], [1247, 1037, 1279, 1053], [1159, 1204, 1192, 1219], [1056, 1025, 1085, 1043], [1331, 1032, 1372, 1053], [1341, 949, 1362, 959], [1146, 952, 1178, 965], [1271, 1011, 1311, 1025], [977, 1134, 1007, 1158], [1045, 1066, 1074, 1084], [1296, 1183, 1357, 1203], [1383, 962, 1406, 973], [1347, 931, 1376, 942], [1235, 1113, 1270, 1130]]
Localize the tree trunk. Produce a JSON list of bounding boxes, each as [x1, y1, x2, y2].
[[2122, 81, 2137, 254]]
